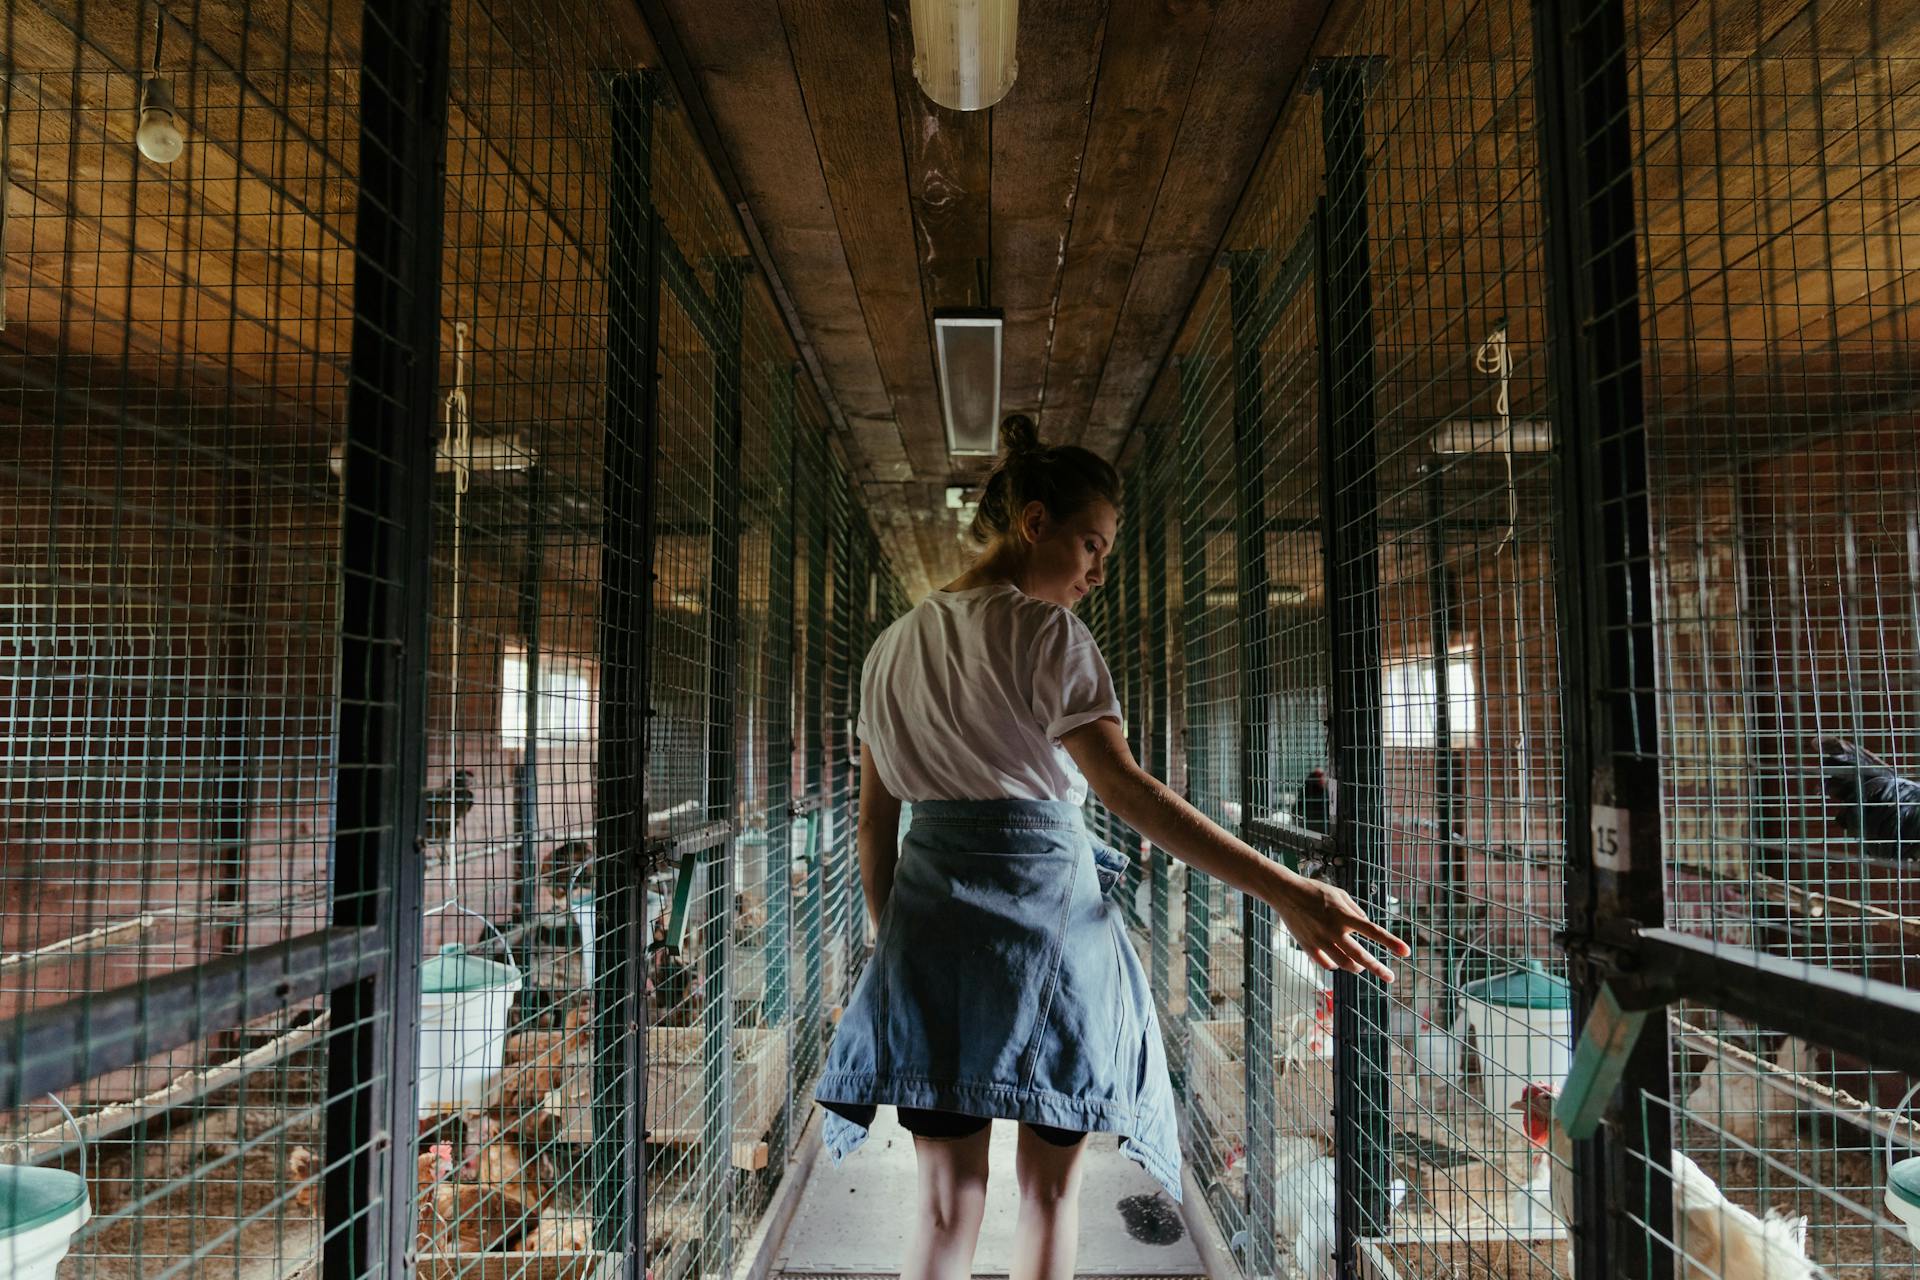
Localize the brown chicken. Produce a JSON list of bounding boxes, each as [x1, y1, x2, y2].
[[521, 1213, 594, 1254], [468, 1115, 555, 1214], [422, 1180, 534, 1253], [500, 1003, 591, 1110], [288, 1146, 319, 1212]]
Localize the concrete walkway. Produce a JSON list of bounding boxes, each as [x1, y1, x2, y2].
[[772, 1107, 1211, 1277]]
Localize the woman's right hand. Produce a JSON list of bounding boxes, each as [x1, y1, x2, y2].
[[1266, 870, 1409, 982]]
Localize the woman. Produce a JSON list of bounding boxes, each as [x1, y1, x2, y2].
[[815, 415, 1408, 1280]]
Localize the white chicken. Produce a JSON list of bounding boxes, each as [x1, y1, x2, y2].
[[1683, 1037, 1813, 1147], [1517, 1082, 1824, 1280], [1271, 935, 1337, 1143], [1271, 1135, 1408, 1280], [1274, 934, 1333, 1049]]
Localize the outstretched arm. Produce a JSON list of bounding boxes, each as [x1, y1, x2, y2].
[[856, 743, 903, 931], [1061, 717, 1408, 980]]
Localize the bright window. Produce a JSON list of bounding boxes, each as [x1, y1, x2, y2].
[[1382, 654, 1476, 748], [502, 650, 598, 746]]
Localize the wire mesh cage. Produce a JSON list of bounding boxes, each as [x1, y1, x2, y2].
[[0, 0, 368, 1273], [0, 1, 904, 1277], [1101, 0, 1920, 1275]]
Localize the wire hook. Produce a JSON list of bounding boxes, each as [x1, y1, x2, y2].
[[1473, 320, 1517, 558]]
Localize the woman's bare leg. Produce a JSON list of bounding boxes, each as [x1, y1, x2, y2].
[[1009, 1125, 1090, 1280], [901, 1125, 994, 1280]]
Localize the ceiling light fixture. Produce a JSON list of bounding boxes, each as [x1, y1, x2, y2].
[[932, 307, 1003, 457], [910, 0, 1020, 112], [137, 6, 183, 164]]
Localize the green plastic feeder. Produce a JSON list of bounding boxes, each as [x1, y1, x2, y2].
[[0, 1166, 90, 1279], [1885, 1084, 1920, 1245], [1460, 962, 1574, 1133], [418, 904, 524, 1116]]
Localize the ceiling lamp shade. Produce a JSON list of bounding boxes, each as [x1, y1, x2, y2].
[[932, 308, 1003, 457], [910, 0, 1020, 111]]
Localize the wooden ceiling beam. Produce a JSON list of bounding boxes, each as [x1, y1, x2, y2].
[[774, 0, 949, 489], [642, 0, 924, 597], [1038, 0, 1215, 446], [1081, 0, 1329, 460], [987, 0, 1104, 439], [882, 0, 992, 586]]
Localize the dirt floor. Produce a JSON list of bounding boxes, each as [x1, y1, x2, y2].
[[66, 1107, 322, 1280]]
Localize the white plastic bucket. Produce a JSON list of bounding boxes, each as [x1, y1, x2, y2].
[[419, 904, 523, 1115], [1460, 964, 1573, 1135]]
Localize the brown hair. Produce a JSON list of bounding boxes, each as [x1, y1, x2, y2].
[[967, 415, 1122, 545]]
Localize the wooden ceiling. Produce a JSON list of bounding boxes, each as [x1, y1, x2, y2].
[[646, 0, 1333, 596]]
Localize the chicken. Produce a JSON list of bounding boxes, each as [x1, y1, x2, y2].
[[422, 1180, 534, 1253], [418, 1141, 455, 1189], [1299, 769, 1335, 836], [1517, 1082, 1823, 1279], [1820, 738, 1920, 857], [1683, 1038, 1812, 1147], [544, 839, 595, 901], [288, 1146, 319, 1212], [1267, 1135, 1408, 1280], [522, 1213, 593, 1253], [422, 770, 477, 845], [1263, 936, 1338, 1140], [416, 1119, 544, 1253], [500, 1003, 591, 1109], [1403, 1150, 1550, 1230], [1274, 936, 1334, 1047], [467, 1115, 556, 1213]]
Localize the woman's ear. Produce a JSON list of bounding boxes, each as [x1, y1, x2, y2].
[[1018, 499, 1050, 544]]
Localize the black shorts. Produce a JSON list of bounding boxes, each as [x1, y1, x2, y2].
[[824, 1101, 1087, 1147]]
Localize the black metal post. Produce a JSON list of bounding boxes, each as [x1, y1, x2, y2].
[[698, 258, 748, 1280], [326, 0, 449, 1273], [801, 435, 830, 1049], [833, 497, 861, 976], [1144, 429, 1174, 1003], [210, 468, 259, 1058], [1313, 51, 1394, 1267], [1425, 465, 1466, 1019], [517, 460, 545, 933], [594, 69, 659, 1274], [1114, 521, 1146, 912], [1227, 250, 1280, 1277], [1177, 358, 1216, 1027], [1533, 1, 1673, 1276], [766, 363, 800, 1161]]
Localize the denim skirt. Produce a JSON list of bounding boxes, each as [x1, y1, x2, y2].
[[814, 798, 1182, 1202]]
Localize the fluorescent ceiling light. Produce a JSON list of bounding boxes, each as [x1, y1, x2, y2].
[[910, 0, 1020, 112], [1431, 419, 1553, 454], [933, 308, 1003, 457], [328, 431, 537, 477], [945, 486, 968, 509]]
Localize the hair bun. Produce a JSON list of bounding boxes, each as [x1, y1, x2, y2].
[[1000, 414, 1042, 457]]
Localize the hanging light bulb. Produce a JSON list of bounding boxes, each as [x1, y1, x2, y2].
[[137, 75, 183, 164], [910, 0, 1020, 111], [136, 5, 182, 165]]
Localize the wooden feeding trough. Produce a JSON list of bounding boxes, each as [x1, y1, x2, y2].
[[418, 1254, 617, 1280], [545, 1026, 788, 1170], [1189, 1018, 1334, 1146]]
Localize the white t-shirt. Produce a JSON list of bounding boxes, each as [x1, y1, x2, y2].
[[855, 582, 1124, 805]]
